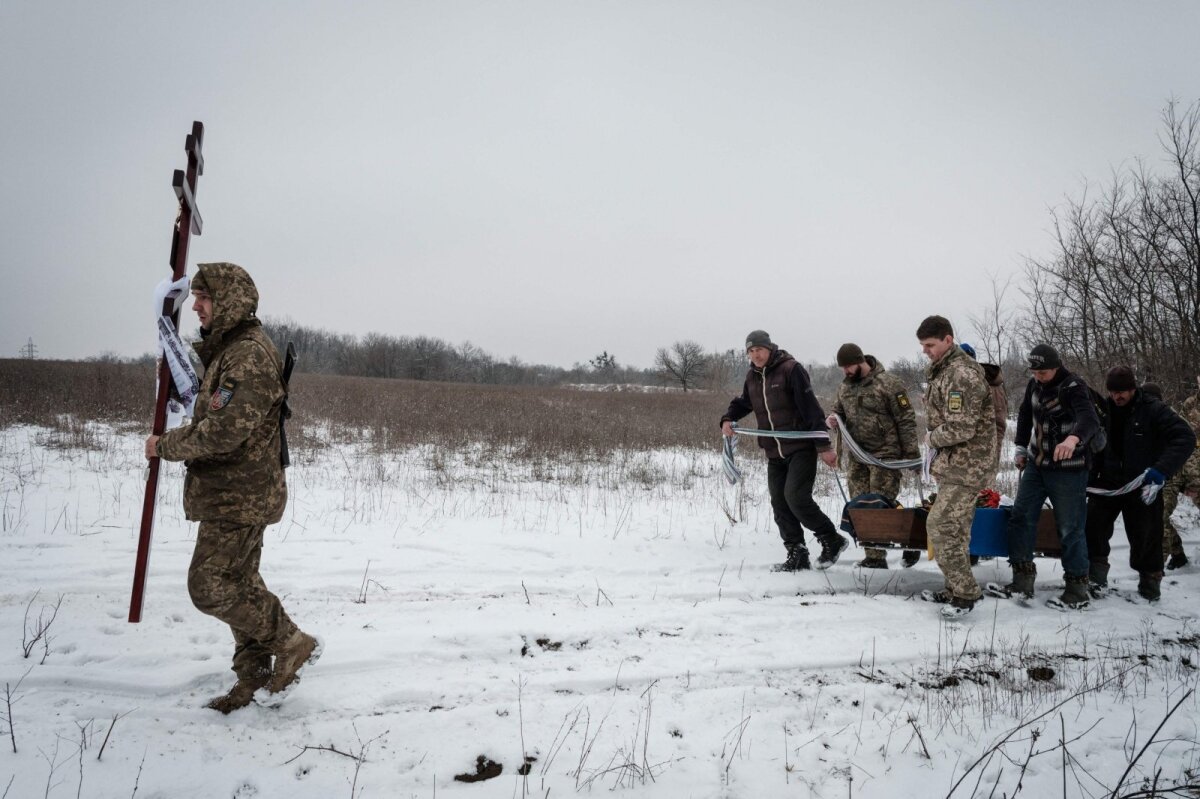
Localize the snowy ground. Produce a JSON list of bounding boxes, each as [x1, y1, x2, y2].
[[1, 423, 1199, 798]]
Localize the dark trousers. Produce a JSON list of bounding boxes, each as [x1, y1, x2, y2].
[[1085, 492, 1165, 574], [766, 450, 838, 551], [1007, 464, 1089, 577]]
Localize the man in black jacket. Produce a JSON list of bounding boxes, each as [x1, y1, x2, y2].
[[1086, 366, 1197, 601], [721, 330, 849, 572], [985, 344, 1099, 609]]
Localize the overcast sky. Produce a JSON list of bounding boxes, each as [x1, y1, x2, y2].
[[2, 1, 1197, 370]]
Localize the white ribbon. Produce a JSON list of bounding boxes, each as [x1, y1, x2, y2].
[[154, 276, 199, 420], [833, 415, 923, 471], [1085, 469, 1161, 505]]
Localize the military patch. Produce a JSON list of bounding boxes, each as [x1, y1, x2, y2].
[[947, 391, 964, 412], [896, 392, 911, 409], [210, 379, 237, 411]]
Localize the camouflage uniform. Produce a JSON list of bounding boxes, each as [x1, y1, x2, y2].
[[924, 346, 996, 602], [157, 263, 298, 683], [1167, 393, 1200, 560], [832, 356, 920, 561]]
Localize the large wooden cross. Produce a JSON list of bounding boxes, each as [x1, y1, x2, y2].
[[129, 121, 205, 623]]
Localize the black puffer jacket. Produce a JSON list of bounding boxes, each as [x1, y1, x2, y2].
[[721, 347, 831, 459], [1091, 389, 1196, 489]]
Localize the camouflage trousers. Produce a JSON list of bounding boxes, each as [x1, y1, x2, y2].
[[848, 461, 901, 561], [189, 521, 299, 679], [1162, 474, 1184, 560], [927, 482, 983, 601]]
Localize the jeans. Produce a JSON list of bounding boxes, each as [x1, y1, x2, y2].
[[1006, 463, 1089, 577], [766, 450, 838, 550]]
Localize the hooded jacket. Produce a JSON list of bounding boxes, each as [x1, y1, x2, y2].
[[721, 347, 831, 459], [157, 263, 288, 524]]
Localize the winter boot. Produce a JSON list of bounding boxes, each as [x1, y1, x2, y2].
[[1046, 575, 1091, 611], [256, 630, 322, 708], [940, 597, 975, 619], [901, 550, 921, 569], [984, 561, 1036, 600], [205, 667, 271, 714], [815, 534, 849, 570], [772, 546, 811, 572], [1167, 552, 1189, 570], [858, 548, 889, 569], [1088, 561, 1110, 599], [1137, 572, 1162, 602]]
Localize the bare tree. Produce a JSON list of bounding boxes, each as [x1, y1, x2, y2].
[[969, 270, 1019, 364], [655, 341, 708, 392], [1022, 99, 1200, 400]]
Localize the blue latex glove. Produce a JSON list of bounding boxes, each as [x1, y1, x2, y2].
[[1145, 468, 1166, 485]]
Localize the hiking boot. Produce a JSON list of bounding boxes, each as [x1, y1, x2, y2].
[[984, 561, 1036, 600], [1088, 561, 1110, 599], [815, 535, 849, 570], [772, 546, 811, 572], [920, 589, 951, 604], [1167, 552, 1188, 570], [205, 668, 270, 714], [1046, 575, 1090, 611], [256, 631, 322, 708], [858, 554, 889, 569], [901, 551, 921, 569], [1137, 572, 1162, 602], [940, 597, 975, 619]]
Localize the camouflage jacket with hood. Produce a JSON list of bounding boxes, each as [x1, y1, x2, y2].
[[831, 355, 919, 460], [924, 345, 997, 487], [157, 263, 287, 525]]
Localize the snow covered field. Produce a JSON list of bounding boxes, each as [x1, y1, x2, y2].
[[2, 423, 1198, 798]]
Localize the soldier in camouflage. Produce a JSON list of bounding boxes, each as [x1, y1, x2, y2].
[[1160, 376, 1200, 569], [144, 262, 319, 713], [914, 316, 996, 618], [826, 343, 921, 569]]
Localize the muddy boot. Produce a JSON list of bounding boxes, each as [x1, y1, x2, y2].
[[1137, 572, 1162, 602], [902, 550, 921, 568], [858, 548, 888, 569], [205, 667, 271, 714], [1046, 574, 1090, 611], [256, 631, 322, 708], [940, 596, 975, 619], [1088, 561, 1110, 599], [1166, 552, 1188, 570], [984, 561, 1036, 599], [772, 546, 811, 572]]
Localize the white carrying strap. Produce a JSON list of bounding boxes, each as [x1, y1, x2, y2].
[[721, 424, 832, 486], [833, 414, 923, 471], [1086, 469, 1161, 505], [154, 275, 200, 420]]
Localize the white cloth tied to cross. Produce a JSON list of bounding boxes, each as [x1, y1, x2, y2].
[[154, 275, 200, 422]]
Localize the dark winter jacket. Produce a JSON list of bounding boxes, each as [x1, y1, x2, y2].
[[1090, 389, 1196, 489], [157, 263, 288, 525], [1013, 368, 1100, 471], [721, 347, 831, 459]]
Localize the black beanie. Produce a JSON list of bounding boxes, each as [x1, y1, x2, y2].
[[1106, 366, 1137, 392], [836, 343, 865, 367], [1027, 344, 1062, 370]]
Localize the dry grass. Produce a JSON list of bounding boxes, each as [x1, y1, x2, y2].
[[0, 360, 724, 459]]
